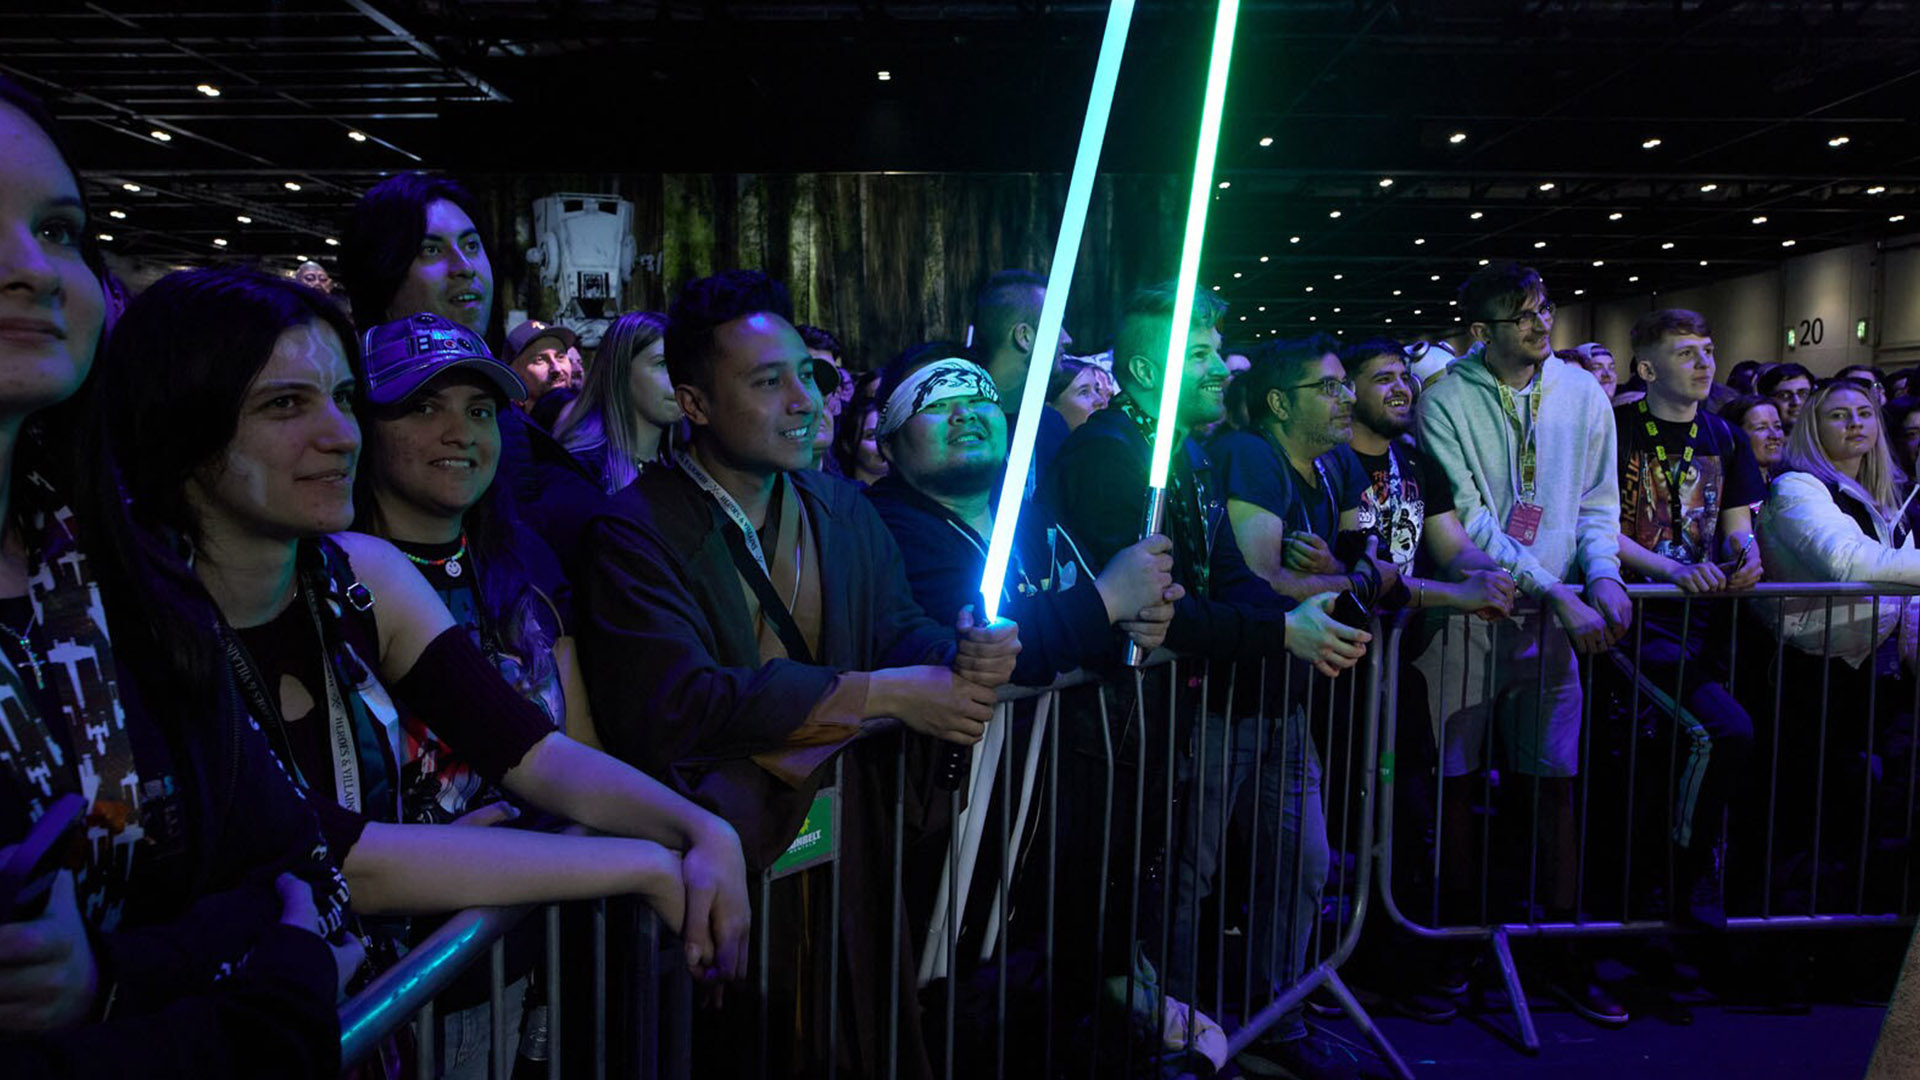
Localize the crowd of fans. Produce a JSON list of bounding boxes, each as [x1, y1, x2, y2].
[[3, 73, 1917, 1080]]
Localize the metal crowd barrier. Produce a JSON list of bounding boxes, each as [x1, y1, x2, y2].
[[1373, 582, 1920, 1057]]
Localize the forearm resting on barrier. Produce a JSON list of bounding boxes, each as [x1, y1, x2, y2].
[[341, 823, 685, 930]]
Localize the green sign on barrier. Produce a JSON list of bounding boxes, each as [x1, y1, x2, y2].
[[771, 787, 837, 879]]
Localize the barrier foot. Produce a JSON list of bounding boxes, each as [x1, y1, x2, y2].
[[1489, 928, 1541, 1054], [1319, 968, 1417, 1080]]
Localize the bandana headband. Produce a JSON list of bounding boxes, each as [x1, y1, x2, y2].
[[876, 358, 999, 442]]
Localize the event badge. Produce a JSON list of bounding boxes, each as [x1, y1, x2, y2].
[[1506, 501, 1544, 546]]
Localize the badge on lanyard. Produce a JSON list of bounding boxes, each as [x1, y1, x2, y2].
[[1506, 501, 1545, 545]]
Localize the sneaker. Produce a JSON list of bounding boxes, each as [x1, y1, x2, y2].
[[1386, 988, 1458, 1025], [1545, 975, 1630, 1027], [1234, 1029, 1368, 1080], [1676, 844, 1728, 932]]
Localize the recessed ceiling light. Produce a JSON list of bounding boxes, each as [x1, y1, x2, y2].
[[1609, 212, 1624, 221], [1305, 286, 1314, 292], [1328, 210, 1342, 219], [1592, 259, 1605, 267], [1218, 181, 1231, 190], [1751, 215, 1768, 224], [1258, 136, 1274, 147], [1478, 258, 1489, 266], [1699, 260, 1709, 266], [1309, 316, 1318, 322], [1238, 315, 1246, 321], [1469, 211, 1484, 220], [1866, 185, 1887, 195], [108, 209, 126, 220], [1448, 300, 1457, 306], [1378, 178, 1394, 188], [1642, 137, 1662, 149], [195, 83, 220, 97], [348, 130, 368, 142], [876, 70, 891, 81], [1448, 131, 1467, 145], [121, 182, 140, 193], [236, 214, 252, 224], [1430, 274, 1441, 281], [1392, 289, 1403, 296], [1333, 307, 1342, 313], [1289, 235, 1301, 244], [1385, 318, 1394, 324], [212, 238, 227, 247], [1413, 309, 1422, 315], [1782, 239, 1797, 247], [1699, 183, 1718, 193], [1414, 237, 1426, 245], [1892, 214, 1908, 223], [1828, 135, 1850, 147], [1233, 271, 1242, 278], [1333, 273, 1344, 280], [96, 233, 113, 242], [1629, 275, 1641, 282], [1211, 285, 1220, 291], [1661, 241, 1675, 249], [149, 130, 171, 142], [1258, 305, 1266, 311], [324, 237, 340, 247], [1573, 289, 1585, 296], [1454, 316, 1462, 322], [1538, 182, 1556, 191], [284, 181, 302, 191], [1259, 255, 1270, 262], [1533, 240, 1547, 248]]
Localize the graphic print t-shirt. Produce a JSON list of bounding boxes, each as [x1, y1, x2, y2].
[[1615, 402, 1765, 574], [1351, 441, 1455, 570]]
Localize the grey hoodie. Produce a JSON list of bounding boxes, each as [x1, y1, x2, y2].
[[1417, 351, 1623, 597]]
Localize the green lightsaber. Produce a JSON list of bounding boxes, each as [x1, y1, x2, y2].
[[1128, 0, 1241, 665]]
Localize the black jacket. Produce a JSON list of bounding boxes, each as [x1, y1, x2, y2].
[[865, 474, 1113, 685]]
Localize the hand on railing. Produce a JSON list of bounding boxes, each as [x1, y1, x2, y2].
[[277, 872, 363, 1001], [681, 822, 750, 984], [871, 665, 996, 745], [1285, 592, 1372, 677], [1549, 579, 1632, 653], [1457, 567, 1519, 619]]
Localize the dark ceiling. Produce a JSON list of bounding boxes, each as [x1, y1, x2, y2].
[[5, 0, 1917, 340]]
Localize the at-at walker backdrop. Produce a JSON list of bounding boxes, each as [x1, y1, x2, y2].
[[476, 171, 1186, 366]]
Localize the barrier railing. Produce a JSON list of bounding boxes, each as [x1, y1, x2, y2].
[[1373, 581, 1920, 1056]]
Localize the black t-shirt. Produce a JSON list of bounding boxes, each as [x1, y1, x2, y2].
[[1211, 429, 1367, 543], [1615, 401, 1765, 573], [1351, 440, 1455, 570]]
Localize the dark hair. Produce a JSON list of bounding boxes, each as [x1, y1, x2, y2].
[[1721, 394, 1781, 429], [0, 77, 107, 287], [664, 270, 795, 390], [1629, 308, 1712, 355], [1112, 283, 1228, 392], [1836, 364, 1885, 384], [1239, 333, 1341, 429], [796, 324, 844, 364], [1045, 356, 1097, 405], [831, 370, 886, 477], [1339, 337, 1405, 379], [1727, 359, 1762, 394], [1457, 261, 1545, 323], [1886, 395, 1920, 475], [354, 384, 556, 690], [342, 172, 486, 326], [77, 267, 362, 712], [1758, 362, 1814, 397], [972, 269, 1048, 355]]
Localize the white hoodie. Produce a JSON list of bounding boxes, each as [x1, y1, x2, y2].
[[1758, 470, 1920, 665]]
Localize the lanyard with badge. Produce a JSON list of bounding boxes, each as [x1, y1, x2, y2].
[[1497, 375, 1547, 545], [1638, 399, 1699, 555], [675, 450, 816, 665]]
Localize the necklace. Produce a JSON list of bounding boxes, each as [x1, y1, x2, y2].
[[0, 610, 43, 689], [401, 531, 468, 578]]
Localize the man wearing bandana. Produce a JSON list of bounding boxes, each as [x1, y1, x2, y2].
[[580, 272, 1021, 1079]]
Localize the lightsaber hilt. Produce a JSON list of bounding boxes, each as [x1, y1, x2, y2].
[[1123, 485, 1170, 667], [939, 610, 1010, 791]]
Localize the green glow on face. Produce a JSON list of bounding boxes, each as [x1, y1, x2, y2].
[[1147, 0, 1241, 489], [978, 0, 1137, 622]]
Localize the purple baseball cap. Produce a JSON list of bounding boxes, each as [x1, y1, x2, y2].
[[360, 312, 527, 406]]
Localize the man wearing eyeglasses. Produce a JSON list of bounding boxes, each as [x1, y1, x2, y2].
[[1415, 261, 1631, 1025]]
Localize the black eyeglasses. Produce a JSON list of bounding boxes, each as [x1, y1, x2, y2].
[[1480, 300, 1556, 328], [1283, 377, 1356, 398]]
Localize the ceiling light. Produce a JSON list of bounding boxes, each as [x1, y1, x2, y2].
[[1538, 182, 1556, 191], [1385, 318, 1394, 324], [1211, 284, 1220, 291], [1661, 241, 1675, 249], [1828, 135, 1850, 147], [195, 83, 220, 97], [1218, 181, 1231, 189], [324, 237, 340, 247], [1469, 211, 1484, 220], [1478, 258, 1489, 266], [1232, 271, 1242, 278], [876, 71, 891, 81], [1699, 260, 1709, 266], [212, 238, 227, 247], [1258, 305, 1266, 311], [1305, 286, 1314, 292], [235, 214, 252, 224], [1867, 185, 1887, 195], [1892, 214, 1908, 223], [1238, 315, 1246, 321], [1259, 255, 1270, 262], [1573, 289, 1585, 296], [108, 209, 125, 220], [1629, 275, 1641, 282], [1751, 215, 1768, 224], [1332, 273, 1344, 280], [1309, 316, 1318, 322], [1289, 235, 1301, 244], [1781, 239, 1797, 247], [1609, 212, 1624, 221], [1378, 178, 1394, 188], [149, 130, 171, 142], [1328, 210, 1342, 219], [1454, 316, 1462, 322], [121, 182, 140, 193], [348, 130, 368, 143], [1430, 274, 1441, 281], [1448, 132, 1468, 145], [1333, 307, 1342, 313], [1533, 240, 1547, 248], [1448, 300, 1457, 306], [1413, 309, 1422, 315], [1699, 183, 1718, 193], [96, 233, 113, 242], [1258, 136, 1273, 147], [1392, 289, 1403, 296], [1642, 137, 1662, 150], [1414, 237, 1426, 245], [1592, 259, 1605, 267], [283, 181, 302, 191]]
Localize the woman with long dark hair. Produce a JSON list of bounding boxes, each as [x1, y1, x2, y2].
[[0, 77, 357, 1077], [553, 310, 678, 494], [76, 269, 750, 1028]]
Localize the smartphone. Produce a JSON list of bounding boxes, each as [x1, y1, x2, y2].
[[1331, 590, 1373, 629], [0, 793, 86, 922]]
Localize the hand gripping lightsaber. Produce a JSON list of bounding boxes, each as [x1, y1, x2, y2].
[[1123, 0, 1243, 668]]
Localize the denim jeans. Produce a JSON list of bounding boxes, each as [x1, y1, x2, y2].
[[434, 975, 528, 1080], [1166, 705, 1328, 1043]]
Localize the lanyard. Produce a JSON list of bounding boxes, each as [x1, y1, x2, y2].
[[1638, 400, 1699, 550], [677, 451, 814, 663], [1496, 375, 1545, 501], [678, 449, 773, 577]]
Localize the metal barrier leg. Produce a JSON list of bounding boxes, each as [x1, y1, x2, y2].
[[1489, 927, 1540, 1055], [1319, 968, 1417, 1080]]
